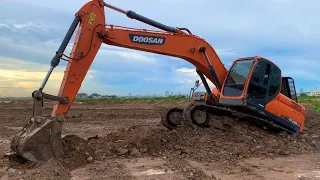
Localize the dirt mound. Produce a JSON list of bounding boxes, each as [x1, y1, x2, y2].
[[87, 115, 319, 169], [1, 100, 319, 179], [61, 135, 95, 170]]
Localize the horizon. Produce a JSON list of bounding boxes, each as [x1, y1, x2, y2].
[[1, 0, 320, 97]]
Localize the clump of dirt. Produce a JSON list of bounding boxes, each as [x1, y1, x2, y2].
[[61, 134, 95, 170]]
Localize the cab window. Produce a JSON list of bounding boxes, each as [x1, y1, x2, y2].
[[268, 67, 281, 97], [248, 61, 270, 99]]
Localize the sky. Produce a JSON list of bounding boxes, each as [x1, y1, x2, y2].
[[0, 0, 319, 97]]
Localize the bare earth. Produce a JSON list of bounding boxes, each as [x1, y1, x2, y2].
[[0, 100, 319, 180]]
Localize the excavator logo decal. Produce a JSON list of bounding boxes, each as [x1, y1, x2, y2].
[[129, 34, 165, 45], [88, 12, 96, 25], [280, 115, 301, 128]]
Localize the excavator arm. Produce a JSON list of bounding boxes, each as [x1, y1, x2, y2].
[[11, 0, 228, 162], [52, 0, 227, 116]]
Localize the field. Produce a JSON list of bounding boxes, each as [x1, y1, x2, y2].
[[299, 96, 320, 112], [0, 97, 319, 180]]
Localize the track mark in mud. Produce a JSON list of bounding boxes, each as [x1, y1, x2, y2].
[[165, 157, 216, 180], [71, 160, 132, 180], [124, 157, 181, 179], [227, 154, 320, 180], [131, 169, 170, 176]]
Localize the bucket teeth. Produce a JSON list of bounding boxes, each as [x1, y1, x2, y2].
[[10, 116, 63, 162]]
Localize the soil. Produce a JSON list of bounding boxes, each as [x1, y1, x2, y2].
[[0, 100, 319, 180]]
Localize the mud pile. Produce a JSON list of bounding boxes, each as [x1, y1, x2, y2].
[[87, 112, 319, 168], [61, 134, 95, 169], [3, 101, 319, 179]]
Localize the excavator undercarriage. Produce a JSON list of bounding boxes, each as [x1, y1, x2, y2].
[[162, 76, 299, 134], [162, 102, 294, 134]]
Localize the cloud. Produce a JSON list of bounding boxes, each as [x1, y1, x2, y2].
[[0, 57, 65, 96], [175, 67, 215, 91], [282, 70, 320, 82], [215, 49, 236, 56], [0, 0, 319, 96], [98, 46, 157, 63], [0, 23, 9, 28]]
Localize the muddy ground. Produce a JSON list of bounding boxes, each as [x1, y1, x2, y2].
[[0, 99, 319, 180]]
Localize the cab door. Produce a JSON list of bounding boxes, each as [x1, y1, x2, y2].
[[246, 58, 281, 110]]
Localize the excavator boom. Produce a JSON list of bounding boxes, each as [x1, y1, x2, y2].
[[51, 1, 228, 116]]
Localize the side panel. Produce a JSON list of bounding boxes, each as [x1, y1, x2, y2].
[[264, 94, 279, 115], [265, 94, 305, 132], [278, 94, 305, 131]]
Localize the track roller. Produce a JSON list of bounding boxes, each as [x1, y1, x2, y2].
[[183, 103, 210, 128], [161, 107, 184, 130]]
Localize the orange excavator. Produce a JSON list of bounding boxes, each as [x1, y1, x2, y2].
[[10, 0, 306, 162]]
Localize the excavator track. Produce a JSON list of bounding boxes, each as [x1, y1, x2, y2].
[[163, 103, 295, 134]]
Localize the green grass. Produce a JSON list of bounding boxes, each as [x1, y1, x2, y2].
[[75, 96, 189, 102], [298, 96, 320, 112]]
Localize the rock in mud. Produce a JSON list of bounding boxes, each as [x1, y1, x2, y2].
[[130, 147, 141, 157], [312, 135, 319, 138], [174, 150, 182, 156], [85, 152, 94, 163], [140, 148, 148, 153], [117, 147, 129, 155], [8, 168, 24, 177], [311, 140, 318, 148], [86, 156, 93, 163]]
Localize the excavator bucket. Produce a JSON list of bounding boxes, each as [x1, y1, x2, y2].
[[10, 116, 63, 162]]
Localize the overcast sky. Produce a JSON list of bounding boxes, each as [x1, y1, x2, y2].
[[0, 0, 319, 96]]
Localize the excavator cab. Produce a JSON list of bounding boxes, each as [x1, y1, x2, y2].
[[218, 56, 304, 132], [220, 56, 281, 106]]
